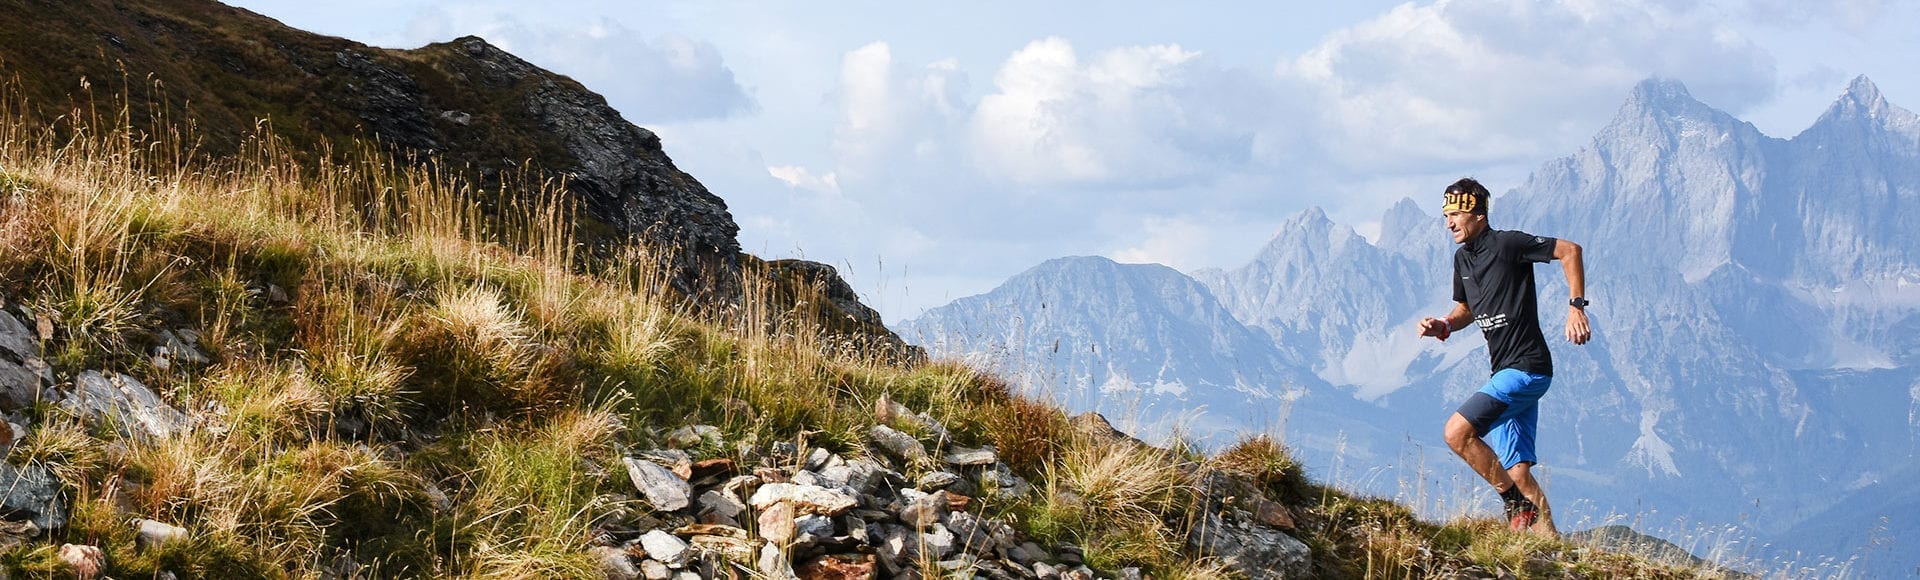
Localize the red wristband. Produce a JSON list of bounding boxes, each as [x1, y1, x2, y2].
[[1436, 317, 1451, 341]]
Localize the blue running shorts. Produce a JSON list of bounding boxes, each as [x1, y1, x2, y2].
[[1454, 368, 1552, 469]]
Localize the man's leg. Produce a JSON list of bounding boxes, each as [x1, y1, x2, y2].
[[1444, 411, 1517, 491], [1506, 461, 1558, 536]]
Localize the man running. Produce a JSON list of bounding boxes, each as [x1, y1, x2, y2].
[[1417, 178, 1590, 536]]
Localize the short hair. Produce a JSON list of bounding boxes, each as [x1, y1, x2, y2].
[[1443, 177, 1490, 215]]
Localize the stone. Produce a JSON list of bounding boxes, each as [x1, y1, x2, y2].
[[793, 514, 834, 544], [60, 544, 104, 578], [748, 483, 858, 516], [638, 530, 692, 568], [790, 470, 821, 487], [1055, 543, 1083, 565], [803, 447, 832, 471], [57, 371, 189, 442], [690, 458, 735, 482], [134, 518, 188, 548], [688, 534, 758, 561], [757, 501, 796, 544], [899, 490, 948, 529], [1186, 509, 1311, 578], [625, 457, 691, 512], [759, 543, 795, 579], [697, 490, 745, 519], [637, 449, 695, 480], [1253, 497, 1297, 530], [945, 511, 994, 555], [666, 425, 721, 449], [755, 467, 791, 484], [594, 545, 641, 580], [1033, 562, 1060, 579], [796, 554, 876, 580], [158, 329, 209, 366], [0, 462, 66, 530], [916, 471, 962, 491], [640, 559, 672, 580], [942, 446, 998, 467], [868, 424, 928, 463], [674, 523, 747, 539], [0, 311, 51, 412], [920, 523, 957, 559]]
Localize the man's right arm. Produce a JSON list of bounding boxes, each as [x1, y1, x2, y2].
[[1419, 302, 1473, 340]]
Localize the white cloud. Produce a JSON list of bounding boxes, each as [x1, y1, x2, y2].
[[404, 10, 754, 122], [1279, 0, 1778, 171], [766, 165, 839, 193], [1110, 217, 1219, 269]]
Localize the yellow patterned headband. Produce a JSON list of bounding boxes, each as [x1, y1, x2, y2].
[[1442, 190, 1486, 214]]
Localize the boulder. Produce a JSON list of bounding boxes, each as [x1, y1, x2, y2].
[[1186, 509, 1311, 578], [58, 371, 188, 442], [0, 461, 66, 530], [0, 311, 51, 412]]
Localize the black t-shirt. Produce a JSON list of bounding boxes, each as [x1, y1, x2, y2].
[[1453, 229, 1557, 376]]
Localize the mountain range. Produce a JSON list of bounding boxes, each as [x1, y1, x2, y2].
[[900, 76, 1920, 576]]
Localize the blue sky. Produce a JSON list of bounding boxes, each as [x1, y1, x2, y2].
[[226, 0, 1920, 322]]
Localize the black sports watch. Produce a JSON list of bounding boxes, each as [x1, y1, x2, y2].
[[1569, 297, 1589, 309]]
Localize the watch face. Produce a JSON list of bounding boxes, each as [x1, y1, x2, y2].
[[1570, 297, 1589, 308]]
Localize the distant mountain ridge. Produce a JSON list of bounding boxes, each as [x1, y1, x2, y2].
[[902, 76, 1920, 575]]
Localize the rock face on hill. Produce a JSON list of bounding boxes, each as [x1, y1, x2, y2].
[[1, 0, 738, 300]]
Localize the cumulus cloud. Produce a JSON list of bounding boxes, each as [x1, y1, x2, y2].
[[1279, 0, 1778, 172], [405, 9, 755, 122], [968, 38, 1280, 189]]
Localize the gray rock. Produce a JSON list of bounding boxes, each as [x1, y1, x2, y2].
[[899, 490, 948, 529], [943, 446, 998, 467], [696, 490, 744, 519], [945, 511, 994, 555], [869, 424, 929, 464], [794, 514, 834, 544], [920, 523, 957, 559], [0, 311, 51, 412], [639, 530, 692, 568], [640, 559, 672, 580], [789, 470, 821, 487], [57, 371, 188, 442], [748, 483, 857, 516], [134, 518, 188, 548], [803, 447, 832, 471], [625, 457, 691, 512], [758, 542, 795, 579], [1033, 562, 1060, 579], [976, 464, 1032, 498], [1186, 509, 1311, 578], [665, 425, 721, 449], [916, 471, 962, 490], [593, 545, 640, 580], [0, 462, 63, 530]]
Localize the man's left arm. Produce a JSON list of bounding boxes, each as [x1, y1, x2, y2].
[[1554, 239, 1591, 345]]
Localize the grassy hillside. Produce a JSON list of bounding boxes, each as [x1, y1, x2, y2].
[[0, 90, 1742, 578]]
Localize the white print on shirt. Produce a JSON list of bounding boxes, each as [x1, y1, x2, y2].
[[1476, 313, 1510, 332]]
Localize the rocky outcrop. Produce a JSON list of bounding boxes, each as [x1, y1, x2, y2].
[[4, 0, 741, 303], [605, 409, 1314, 578]]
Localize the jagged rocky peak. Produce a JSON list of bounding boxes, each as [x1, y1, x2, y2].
[[1801, 75, 1920, 145]]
